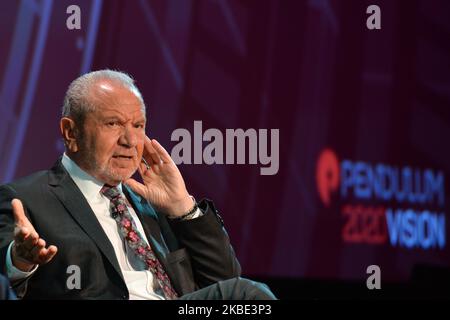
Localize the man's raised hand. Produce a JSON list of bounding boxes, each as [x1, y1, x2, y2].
[[124, 137, 194, 217], [11, 199, 58, 272]]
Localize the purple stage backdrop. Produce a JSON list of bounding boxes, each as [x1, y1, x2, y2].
[[0, 0, 449, 283]]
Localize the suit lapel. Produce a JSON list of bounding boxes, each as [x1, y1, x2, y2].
[[47, 160, 124, 282]]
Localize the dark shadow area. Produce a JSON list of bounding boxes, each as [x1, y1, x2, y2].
[[250, 265, 450, 300]]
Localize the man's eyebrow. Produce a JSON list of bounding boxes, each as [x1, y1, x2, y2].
[[102, 114, 146, 123], [102, 115, 123, 121]]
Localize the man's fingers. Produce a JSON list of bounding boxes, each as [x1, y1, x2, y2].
[[138, 162, 146, 176], [21, 232, 40, 250], [14, 226, 30, 240], [14, 228, 39, 253], [143, 136, 162, 165], [47, 245, 58, 255], [124, 178, 148, 198], [39, 249, 56, 264], [37, 239, 46, 248], [42, 246, 58, 264], [12, 221, 58, 266], [30, 242, 45, 258], [37, 245, 58, 264], [25, 241, 58, 265], [11, 199, 31, 227], [151, 139, 172, 164]]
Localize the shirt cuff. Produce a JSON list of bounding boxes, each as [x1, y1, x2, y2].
[[6, 241, 38, 281]]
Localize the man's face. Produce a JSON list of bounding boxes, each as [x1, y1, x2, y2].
[[76, 81, 146, 186]]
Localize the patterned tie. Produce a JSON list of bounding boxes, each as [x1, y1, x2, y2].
[[100, 185, 178, 300]]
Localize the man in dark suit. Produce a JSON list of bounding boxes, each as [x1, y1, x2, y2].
[[0, 70, 275, 300]]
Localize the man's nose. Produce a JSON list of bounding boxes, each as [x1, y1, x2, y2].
[[119, 126, 138, 148]]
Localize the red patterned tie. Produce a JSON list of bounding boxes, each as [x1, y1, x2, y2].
[[101, 185, 178, 300]]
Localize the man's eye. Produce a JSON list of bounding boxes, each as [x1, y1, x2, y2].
[[107, 121, 120, 127], [135, 124, 144, 129]]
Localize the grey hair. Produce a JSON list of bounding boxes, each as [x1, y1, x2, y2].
[[61, 69, 145, 125]]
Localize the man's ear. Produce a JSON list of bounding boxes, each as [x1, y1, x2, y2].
[[60, 117, 80, 152]]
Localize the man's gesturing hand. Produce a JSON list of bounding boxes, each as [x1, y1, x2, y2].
[[11, 199, 58, 272], [125, 137, 194, 218]]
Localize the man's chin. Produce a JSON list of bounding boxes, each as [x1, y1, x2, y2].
[[103, 167, 137, 185]]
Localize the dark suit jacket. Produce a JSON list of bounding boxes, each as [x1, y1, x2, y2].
[[0, 159, 241, 299]]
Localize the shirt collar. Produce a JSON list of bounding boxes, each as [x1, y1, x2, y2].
[[61, 153, 123, 198]]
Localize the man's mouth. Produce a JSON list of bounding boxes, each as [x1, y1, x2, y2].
[[113, 155, 134, 160]]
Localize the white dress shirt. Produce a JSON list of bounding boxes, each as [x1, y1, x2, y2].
[[6, 153, 200, 300]]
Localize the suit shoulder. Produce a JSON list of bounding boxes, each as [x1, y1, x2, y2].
[[0, 170, 49, 195]]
